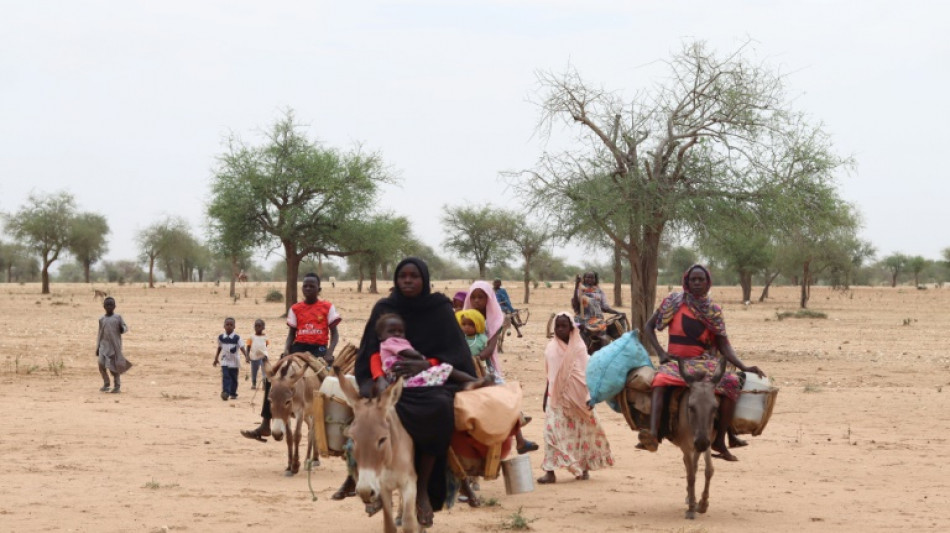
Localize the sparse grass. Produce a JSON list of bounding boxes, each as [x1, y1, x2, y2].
[[50, 301, 69, 307], [25, 364, 40, 375], [46, 357, 65, 376], [265, 289, 283, 303], [161, 392, 190, 400], [502, 507, 536, 530], [902, 318, 917, 326], [143, 478, 179, 490], [483, 497, 499, 507], [803, 382, 823, 393], [776, 309, 828, 320]]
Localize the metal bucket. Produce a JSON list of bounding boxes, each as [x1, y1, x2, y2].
[[501, 454, 534, 495]]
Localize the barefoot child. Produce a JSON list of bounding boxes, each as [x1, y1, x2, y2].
[[373, 313, 492, 393], [96, 296, 132, 393], [245, 319, 269, 390], [213, 317, 249, 401]]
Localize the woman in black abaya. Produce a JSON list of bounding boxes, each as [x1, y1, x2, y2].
[[338, 257, 476, 527]]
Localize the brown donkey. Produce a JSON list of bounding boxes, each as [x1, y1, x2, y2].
[[669, 356, 725, 519], [266, 354, 320, 476], [337, 368, 418, 533]]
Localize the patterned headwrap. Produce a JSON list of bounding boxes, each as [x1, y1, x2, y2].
[[455, 309, 486, 335], [655, 264, 726, 336]]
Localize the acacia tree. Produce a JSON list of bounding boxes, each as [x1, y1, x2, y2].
[[0, 241, 37, 283], [513, 41, 851, 331], [208, 112, 389, 313], [442, 205, 512, 279], [207, 201, 256, 297], [342, 214, 412, 293], [137, 216, 188, 288], [4, 191, 77, 294], [907, 255, 927, 287], [882, 253, 908, 288], [498, 212, 553, 304], [68, 212, 110, 283]]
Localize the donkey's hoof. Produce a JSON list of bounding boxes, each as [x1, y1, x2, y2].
[[291, 462, 300, 474], [685, 510, 696, 520], [698, 500, 709, 514]]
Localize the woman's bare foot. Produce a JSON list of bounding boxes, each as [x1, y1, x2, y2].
[[537, 471, 556, 484], [575, 470, 589, 481], [416, 497, 434, 527], [464, 375, 496, 390]]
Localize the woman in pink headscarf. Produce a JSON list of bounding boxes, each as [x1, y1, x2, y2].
[[464, 280, 538, 454], [537, 312, 613, 484]]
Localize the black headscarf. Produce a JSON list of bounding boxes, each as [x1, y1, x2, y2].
[[353, 257, 476, 512]]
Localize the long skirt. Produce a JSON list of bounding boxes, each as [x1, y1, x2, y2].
[[541, 405, 614, 476], [651, 352, 741, 401]]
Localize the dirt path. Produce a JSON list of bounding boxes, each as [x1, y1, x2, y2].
[[2, 281, 948, 532]]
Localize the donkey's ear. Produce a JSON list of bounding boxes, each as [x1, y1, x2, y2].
[[264, 359, 279, 380], [381, 377, 404, 410], [335, 367, 361, 407]]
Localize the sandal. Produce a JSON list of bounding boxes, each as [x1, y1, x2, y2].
[[712, 445, 739, 461], [537, 472, 556, 484], [241, 427, 269, 442], [331, 477, 356, 500], [517, 440, 539, 454]]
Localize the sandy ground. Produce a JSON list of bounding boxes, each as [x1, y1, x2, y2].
[[2, 279, 949, 533]]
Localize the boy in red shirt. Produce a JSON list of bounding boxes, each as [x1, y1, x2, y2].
[[241, 273, 340, 441]]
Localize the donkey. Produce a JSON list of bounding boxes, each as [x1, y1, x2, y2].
[[266, 353, 321, 476], [336, 367, 417, 533], [669, 356, 725, 519]]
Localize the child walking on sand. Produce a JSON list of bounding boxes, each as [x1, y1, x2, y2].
[[96, 296, 132, 393], [213, 317, 249, 401], [246, 319, 269, 390], [373, 313, 493, 391]]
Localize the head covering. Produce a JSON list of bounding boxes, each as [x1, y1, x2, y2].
[[655, 264, 726, 336], [452, 291, 468, 303], [355, 257, 476, 393], [545, 312, 591, 420], [353, 256, 474, 515], [455, 309, 486, 334], [463, 280, 505, 373]]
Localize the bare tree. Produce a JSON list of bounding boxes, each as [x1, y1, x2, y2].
[[512, 41, 851, 331]]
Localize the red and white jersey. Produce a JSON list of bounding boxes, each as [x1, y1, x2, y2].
[[287, 300, 341, 346]]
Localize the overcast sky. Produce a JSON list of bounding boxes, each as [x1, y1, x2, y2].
[[2, 1, 946, 271]]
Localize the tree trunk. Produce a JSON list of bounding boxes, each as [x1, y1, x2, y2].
[[357, 263, 364, 293], [739, 270, 753, 302], [613, 243, 623, 307], [41, 260, 51, 294], [523, 254, 531, 304], [148, 257, 156, 288], [317, 256, 324, 278], [624, 227, 662, 337], [758, 271, 780, 302], [284, 241, 301, 316], [890, 272, 898, 288], [800, 260, 811, 309], [83, 260, 91, 284], [478, 261, 487, 280], [198, 268, 204, 282], [369, 261, 378, 294], [229, 257, 239, 298]]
